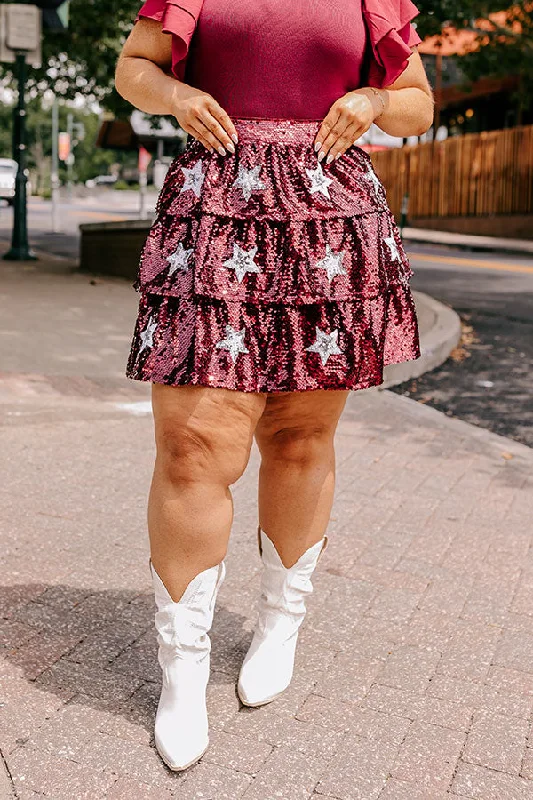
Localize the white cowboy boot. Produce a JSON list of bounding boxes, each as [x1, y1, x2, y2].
[[151, 559, 226, 771], [237, 526, 328, 707]]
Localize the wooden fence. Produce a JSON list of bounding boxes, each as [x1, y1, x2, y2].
[[370, 125, 533, 220]]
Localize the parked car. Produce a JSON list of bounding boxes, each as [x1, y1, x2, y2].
[[0, 158, 17, 205], [85, 175, 118, 189]]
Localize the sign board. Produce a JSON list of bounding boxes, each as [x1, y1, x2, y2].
[[58, 132, 70, 162], [138, 146, 152, 174], [0, 5, 42, 67], [6, 4, 40, 50]]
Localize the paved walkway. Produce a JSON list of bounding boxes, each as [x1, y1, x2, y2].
[[1, 257, 533, 799]]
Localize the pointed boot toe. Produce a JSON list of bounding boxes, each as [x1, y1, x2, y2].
[[238, 630, 298, 706], [155, 664, 211, 770], [155, 720, 209, 772], [155, 727, 209, 772]]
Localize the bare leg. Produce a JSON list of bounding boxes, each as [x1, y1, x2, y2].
[[149, 383, 266, 600], [254, 389, 349, 568]]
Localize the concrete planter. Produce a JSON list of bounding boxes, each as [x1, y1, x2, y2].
[[79, 219, 153, 280]]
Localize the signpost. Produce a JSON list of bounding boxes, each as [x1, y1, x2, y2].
[[1, 4, 41, 261], [64, 114, 84, 201], [1, 2, 70, 255], [51, 97, 60, 233]]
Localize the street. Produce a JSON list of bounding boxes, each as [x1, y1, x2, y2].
[[402, 245, 533, 447], [2, 195, 532, 445]]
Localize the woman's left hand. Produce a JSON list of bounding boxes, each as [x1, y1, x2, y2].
[[314, 89, 384, 164]]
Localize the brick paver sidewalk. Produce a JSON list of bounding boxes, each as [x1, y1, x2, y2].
[[2, 379, 532, 800]]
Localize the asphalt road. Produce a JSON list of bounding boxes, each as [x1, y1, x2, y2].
[[398, 245, 533, 448], [1, 196, 532, 447]]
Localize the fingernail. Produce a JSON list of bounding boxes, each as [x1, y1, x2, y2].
[[318, 151, 325, 162], [232, 134, 238, 143], [218, 146, 226, 156], [227, 142, 235, 154], [335, 153, 341, 160], [326, 153, 334, 164], [314, 141, 322, 152]]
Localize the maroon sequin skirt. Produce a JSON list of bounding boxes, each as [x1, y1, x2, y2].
[[126, 118, 420, 393]]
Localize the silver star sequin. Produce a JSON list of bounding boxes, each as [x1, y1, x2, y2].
[[138, 314, 158, 355], [365, 166, 383, 199], [314, 244, 347, 282], [167, 242, 194, 275], [223, 244, 261, 283], [215, 324, 249, 363], [384, 235, 401, 262], [306, 163, 333, 199], [180, 160, 206, 198], [305, 326, 342, 365], [232, 165, 265, 202]]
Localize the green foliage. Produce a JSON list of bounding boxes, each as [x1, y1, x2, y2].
[[0, 0, 531, 109], [414, 0, 503, 39], [0, 0, 140, 114], [415, 1, 532, 102], [0, 99, 136, 189], [459, 5, 533, 104]]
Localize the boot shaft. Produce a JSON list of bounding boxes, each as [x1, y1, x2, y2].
[[257, 527, 327, 616], [151, 560, 226, 667]]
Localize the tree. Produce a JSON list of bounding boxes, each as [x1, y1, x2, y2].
[[415, 1, 532, 104], [459, 5, 533, 106], [414, 0, 502, 39], [0, 0, 531, 111], [0, 0, 140, 114]]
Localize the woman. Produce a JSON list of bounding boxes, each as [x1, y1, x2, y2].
[[115, 0, 433, 772]]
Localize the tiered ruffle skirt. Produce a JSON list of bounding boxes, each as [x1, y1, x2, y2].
[[126, 118, 420, 393]]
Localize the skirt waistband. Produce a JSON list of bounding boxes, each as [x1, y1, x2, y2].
[[230, 117, 322, 145]]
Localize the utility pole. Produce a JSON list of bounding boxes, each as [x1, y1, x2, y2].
[[434, 51, 443, 138], [51, 96, 60, 232], [66, 111, 73, 201]]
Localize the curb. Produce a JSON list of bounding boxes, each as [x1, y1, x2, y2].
[[402, 227, 533, 256], [379, 390, 533, 459], [380, 291, 462, 390]]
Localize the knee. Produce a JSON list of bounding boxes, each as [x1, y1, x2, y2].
[[258, 424, 334, 467], [156, 423, 245, 487]]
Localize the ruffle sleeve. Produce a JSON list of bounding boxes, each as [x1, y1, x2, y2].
[[135, 0, 204, 80], [362, 0, 422, 88]]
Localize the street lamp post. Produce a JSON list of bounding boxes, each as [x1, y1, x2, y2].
[[4, 52, 36, 261], [1, 2, 70, 254]]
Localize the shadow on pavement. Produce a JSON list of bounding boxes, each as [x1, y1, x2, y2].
[[2, 582, 252, 739]]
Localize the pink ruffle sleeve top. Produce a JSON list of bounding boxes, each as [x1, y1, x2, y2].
[[135, 0, 422, 120]]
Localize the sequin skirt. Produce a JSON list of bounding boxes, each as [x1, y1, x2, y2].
[[126, 117, 420, 393]]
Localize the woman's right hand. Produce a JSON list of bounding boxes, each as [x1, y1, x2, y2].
[[172, 89, 238, 155], [115, 19, 238, 155]]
